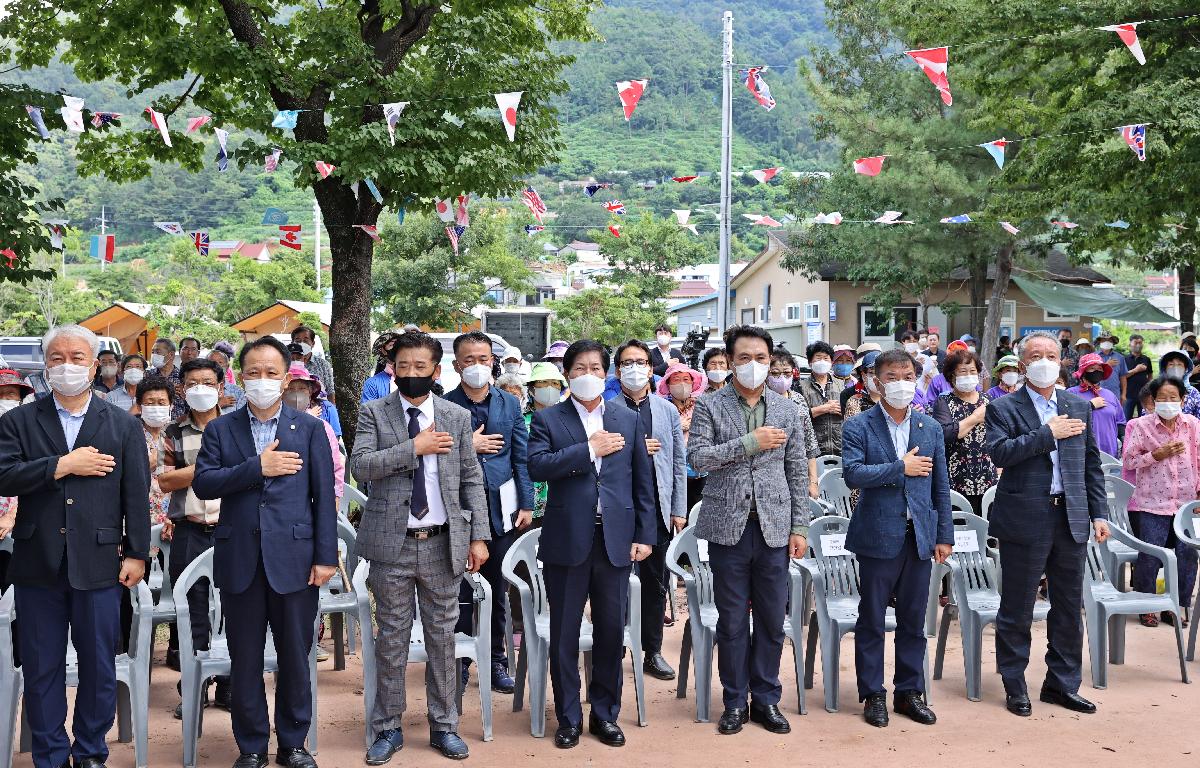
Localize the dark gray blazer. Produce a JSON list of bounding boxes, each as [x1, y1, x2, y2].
[[985, 386, 1108, 544]]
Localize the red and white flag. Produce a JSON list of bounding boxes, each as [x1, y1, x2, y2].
[[145, 107, 172, 147], [264, 148, 282, 173], [446, 225, 466, 255], [853, 156, 887, 176], [434, 198, 456, 223], [743, 214, 783, 227], [673, 209, 699, 235], [314, 161, 336, 179], [672, 175, 699, 183], [355, 225, 381, 242], [616, 79, 648, 121], [1000, 221, 1021, 235], [873, 211, 910, 225], [608, 224, 622, 238], [905, 46, 952, 106], [455, 195, 471, 227], [495, 92, 522, 142], [186, 116, 212, 134], [1051, 220, 1079, 229], [45, 220, 67, 250], [1099, 22, 1146, 65], [811, 212, 843, 226], [521, 187, 547, 224], [749, 167, 782, 184], [279, 224, 303, 250]]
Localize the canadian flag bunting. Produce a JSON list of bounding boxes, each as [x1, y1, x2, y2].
[[382, 102, 408, 146], [853, 156, 886, 176], [1099, 22, 1146, 65], [355, 225, 381, 242], [608, 224, 622, 238], [905, 46, 952, 106], [314, 161, 336, 179], [811, 212, 843, 225], [495, 92, 522, 142], [279, 224, 303, 250], [61, 96, 85, 133], [749, 167, 782, 184], [673, 209, 698, 235], [616, 79, 648, 121], [145, 107, 172, 147], [186, 116, 211, 134], [434, 198, 456, 223], [979, 139, 1008, 169]]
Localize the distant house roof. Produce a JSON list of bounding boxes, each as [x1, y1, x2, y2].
[[669, 293, 718, 313], [670, 280, 718, 299], [232, 300, 331, 334], [564, 240, 600, 251]]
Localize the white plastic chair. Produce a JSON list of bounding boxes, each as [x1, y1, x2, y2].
[[147, 524, 177, 655], [1173, 502, 1200, 661], [1098, 450, 1121, 466], [500, 528, 646, 737], [665, 525, 716, 721], [339, 484, 367, 521], [319, 519, 361, 667], [1102, 476, 1138, 595], [0, 586, 22, 768], [815, 454, 841, 480], [924, 491, 977, 636], [979, 486, 996, 522], [817, 467, 854, 518]]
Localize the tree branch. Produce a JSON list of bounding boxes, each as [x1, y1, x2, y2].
[[164, 74, 203, 118]]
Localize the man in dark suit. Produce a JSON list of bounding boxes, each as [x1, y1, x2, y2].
[[193, 336, 337, 768], [527, 339, 656, 749], [985, 330, 1110, 718], [0, 324, 150, 768], [649, 323, 683, 378], [842, 348, 952, 728], [444, 331, 533, 695]]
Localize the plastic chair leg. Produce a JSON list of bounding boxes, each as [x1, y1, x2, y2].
[[1188, 592, 1199, 662], [790, 626, 806, 715], [307, 639, 319, 753], [1108, 613, 1126, 665], [934, 607, 952, 680], [803, 620, 818, 690], [529, 640, 549, 738], [962, 615, 983, 702], [478, 655, 494, 741], [821, 629, 841, 713], [181, 668, 205, 768], [676, 626, 692, 700], [694, 633, 713, 723], [512, 643, 528, 713], [332, 613, 346, 671], [1087, 609, 1108, 689], [0, 676, 21, 768], [1170, 612, 1190, 684], [116, 681, 132, 743], [131, 672, 149, 768]]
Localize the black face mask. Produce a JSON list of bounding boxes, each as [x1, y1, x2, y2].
[[1061, 339, 1070, 349], [396, 374, 435, 399], [1083, 370, 1106, 385]]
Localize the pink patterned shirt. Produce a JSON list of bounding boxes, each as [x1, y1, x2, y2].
[[1122, 413, 1200, 515]]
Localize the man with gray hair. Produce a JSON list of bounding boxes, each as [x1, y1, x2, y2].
[[0, 324, 151, 768], [985, 329, 1109, 718]]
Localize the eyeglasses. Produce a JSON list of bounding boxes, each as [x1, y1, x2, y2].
[[619, 361, 649, 370]]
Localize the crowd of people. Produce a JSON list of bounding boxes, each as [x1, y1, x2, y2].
[[0, 319, 1197, 768]]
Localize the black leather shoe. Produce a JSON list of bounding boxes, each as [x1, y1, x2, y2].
[[491, 661, 515, 694], [365, 728, 404, 765], [588, 713, 626, 746], [863, 692, 889, 727], [1039, 686, 1096, 714], [166, 648, 181, 671], [74, 758, 107, 768], [554, 723, 581, 749], [1006, 693, 1032, 717], [717, 707, 748, 735], [274, 747, 317, 768], [643, 652, 676, 681], [213, 676, 232, 710], [749, 702, 790, 733], [430, 731, 469, 760], [893, 691, 936, 725], [233, 754, 268, 768]]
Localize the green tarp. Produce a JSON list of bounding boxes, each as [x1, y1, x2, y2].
[[1012, 274, 1177, 323]]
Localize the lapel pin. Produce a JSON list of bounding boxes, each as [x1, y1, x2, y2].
[[290, 424, 296, 430], [918, 422, 923, 428]]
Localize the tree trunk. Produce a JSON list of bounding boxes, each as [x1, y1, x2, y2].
[[968, 254, 988, 341], [1180, 262, 1196, 334], [981, 243, 1015, 376]]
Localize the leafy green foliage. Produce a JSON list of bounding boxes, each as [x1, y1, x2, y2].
[[588, 212, 708, 301], [0, 83, 63, 283], [548, 289, 667, 349]]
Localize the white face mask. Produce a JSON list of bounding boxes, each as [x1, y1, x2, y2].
[[619, 363, 650, 391], [865, 374, 879, 394], [122, 368, 145, 386], [1099, 342, 1114, 352], [1166, 366, 1187, 379], [810, 360, 832, 376], [244, 377, 283, 409], [903, 343, 919, 355], [0, 400, 19, 414], [503, 362, 522, 375], [532, 386, 561, 406], [734, 360, 769, 390], [100, 364, 119, 379], [1025, 358, 1060, 389], [656, 334, 672, 347], [1155, 401, 1182, 420], [967, 345, 977, 354], [47, 363, 94, 397], [707, 369, 731, 383], [140, 405, 172, 428], [954, 375, 979, 393], [669, 383, 693, 401], [460, 363, 492, 389], [1054, 383, 1066, 390], [150, 353, 167, 369], [883, 380, 916, 409], [1001, 371, 1021, 388], [298, 342, 313, 356], [568, 373, 605, 402], [185, 384, 220, 413]]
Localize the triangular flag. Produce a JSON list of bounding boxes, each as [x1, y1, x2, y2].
[[873, 211, 910, 224], [744, 67, 776, 111], [363, 179, 384, 205], [811, 212, 843, 225], [434, 198, 456, 223], [455, 195, 471, 227], [314, 161, 336, 179], [744, 214, 783, 227], [672, 176, 699, 184], [355, 225, 381, 242], [215, 127, 229, 172], [616, 79, 648, 121], [852, 156, 886, 176], [186, 116, 212, 133], [904, 46, 952, 106], [940, 214, 972, 224], [673, 209, 699, 235], [608, 224, 622, 238], [525, 225, 545, 236], [382, 102, 408, 146], [61, 95, 85, 133], [350, 181, 360, 200], [749, 167, 782, 184], [1, 249, 17, 269], [262, 208, 289, 226], [1000, 221, 1021, 235], [45, 221, 67, 250], [446, 225, 466, 255], [272, 110, 299, 130], [979, 139, 1008, 169], [602, 200, 626, 216], [89, 234, 116, 263], [1051, 220, 1078, 229], [264, 148, 282, 173], [90, 112, 121, 129], [1099, 23, 1146, 65], [145, 107, 172, 147], [25, 106, 50, 139], [495, 92, 522, 142], [190, 231, 210, 256], [279, 224, 303, 250], [154, 221, 185, 235], [1119, 124, 1147, 161], [1106, 220, 1131, 229], [397, 207, 406, 226]]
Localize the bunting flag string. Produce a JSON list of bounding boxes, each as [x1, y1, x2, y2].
[[355, 224, 381, 242], [607, 224, 622, 238], [314, 161, 336, 179], [264, 148, 282, 173], [1000, 221, 1021, 235], [1120, 124, 1147, 161], [154, 221, 185, 235], [616, 79, 648, 121], [940, 214, 972, 223], [261, 208, 289, 225], [671, 176, 699, 184], [186, 116, 212, 134], [89, 234, 115, 263], [455, 195, 471, 227], [602, 200, 626, 216], [434, 198, 456, 223], [46, 221, 67, 250], [673, 209, 699, 235], [446, 224, 465, 255], [271, 110, 299, 130], [61, 95, 86, 133], [524, 225, 545, 236], [748, 167, 782, 184], [583, 183, 612, 198], [214, 128, 229, 172], [382, 102, 407, 146], [521, 186, 547, 224], [812, 212, 843, 225], [363, 179, 384, 205], [91, 112, 121, 128], [979, 139, 1008, 169], [743, 213, 783, 227], [853, 156, 886, 176], [25, 106, 50, 139], [873, 211, 911, 224]]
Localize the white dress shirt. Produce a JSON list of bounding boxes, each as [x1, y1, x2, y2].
[[884, 405, 914, 519], [399, 393, 448, 527], [572, 395, 605, 474], [1028, 388, 1064, 494]]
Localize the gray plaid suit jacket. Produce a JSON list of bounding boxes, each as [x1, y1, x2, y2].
[[687, 385, 810, 548], [350, 392, 490, 576]]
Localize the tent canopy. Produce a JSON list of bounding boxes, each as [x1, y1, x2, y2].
[[1012, 274, 1177, 324]]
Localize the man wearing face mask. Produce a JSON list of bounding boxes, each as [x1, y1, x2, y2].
[[1123, 334, 1152, 419], [842, 349, 951, 727], [500, 347, 529, 383], [351, 331, 490, 763], [527, 339, 656, 749], [798, 341, 845, 456], [1093, 332, 1128, 405], [291, 326, 335, 403], [443, 331, 533, 697], [193, 336, 337, 768], [688, 325, 809, 737], [157, 358, 231, 717], [984, 331, 1110, 719], [649, 323, 684, 378], [0, 324, 150, 768], [609, 339, 687, 682], [93, 350, 122, 396], [841, 345, 883, 416], [363, 332, 402, 404]]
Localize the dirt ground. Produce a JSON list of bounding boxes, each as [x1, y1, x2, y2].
[[12, 596, 1199, 768]]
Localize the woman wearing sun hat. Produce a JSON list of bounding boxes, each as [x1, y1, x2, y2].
[[987, 355, 1023, 400], [1067, 352, 1126, 457]]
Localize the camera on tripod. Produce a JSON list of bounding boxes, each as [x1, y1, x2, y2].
[[681, 328, 710, 370]]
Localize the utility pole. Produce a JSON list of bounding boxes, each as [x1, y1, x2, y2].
[[313, 199, 323, 295], [717, 10, 733, 334]]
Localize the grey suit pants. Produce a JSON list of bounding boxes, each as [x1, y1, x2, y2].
[[367, 534, 461, 734]]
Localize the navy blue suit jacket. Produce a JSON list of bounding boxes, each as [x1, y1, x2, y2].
[[527, 398, 656, 568], [442, 385, 534, 535], [842, 405, 953, 560], [192, 404, 337, 595]]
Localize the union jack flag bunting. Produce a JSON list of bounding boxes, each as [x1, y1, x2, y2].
[[583, 183, 612, 198], [264, 148, 282, 173], [522, 187, 547, 224], [91, 112, 121, 128], [1120, 124, 1146, 162], [190, 231, 210, 256], [744, 67, 776, 111], [602, 200, 626, 216], [446, 225, 466, 255]]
